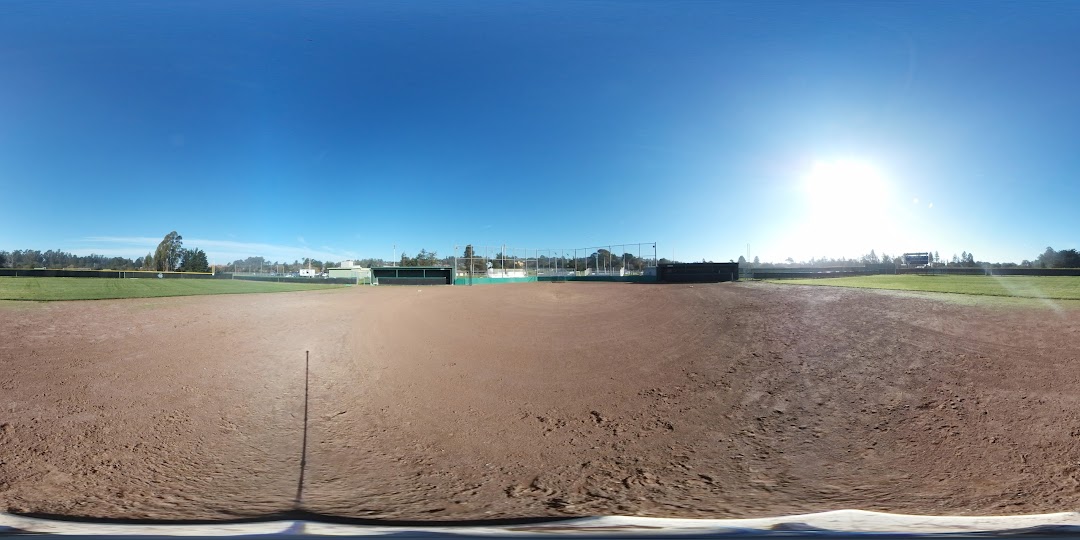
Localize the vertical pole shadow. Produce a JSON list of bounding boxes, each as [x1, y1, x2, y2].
[[295, 350, 310, 506]]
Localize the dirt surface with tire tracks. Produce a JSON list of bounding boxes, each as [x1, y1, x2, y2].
[[2, 282, 1080, 520]]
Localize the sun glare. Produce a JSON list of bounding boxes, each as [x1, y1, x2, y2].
[[786, 158, 900, 259], [804, 159, 889, 212]]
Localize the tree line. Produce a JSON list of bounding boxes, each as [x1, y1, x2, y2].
[[0, 231, 211, 272], [457, 245, 655, 272], [1034, 247, 1080, 268], [744, 246, 1080, 269], [0, 250, 144, 271], [383, 245, 661, 273], [7, 239, 1077, 273], [398, 249, 442, 267], [228, 256, 338, 274], [0, 231, 361, 274]]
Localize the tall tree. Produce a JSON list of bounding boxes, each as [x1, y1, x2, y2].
[[1060, 249, 1080, 268], [178, 248, 210, 272], [1037, 246, 1058, 268], [154, 231, 183, 271], [463, 245, 482, 273], [1037, 246, 1080, 268], [414, 249, 438, 266]]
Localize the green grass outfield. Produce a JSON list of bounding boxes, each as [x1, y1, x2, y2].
[[769, 274, 1080, 300], [0, 277, 346, 301]]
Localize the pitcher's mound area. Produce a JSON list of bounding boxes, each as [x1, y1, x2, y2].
[[2, 283, 1079, 519]]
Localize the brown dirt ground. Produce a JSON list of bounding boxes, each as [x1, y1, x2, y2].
[[2, 282, 1080, 520]]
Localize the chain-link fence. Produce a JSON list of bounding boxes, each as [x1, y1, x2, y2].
[[452, 243, 658, 283], [453, 245, 533, 282]]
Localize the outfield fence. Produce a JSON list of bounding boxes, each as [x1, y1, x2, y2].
[[745, 266, 1080, 279], [229, 274, 358, 285], [0, 269, 218, 279], [0, 268, 363, 284], [897, 267, 1080, 276]]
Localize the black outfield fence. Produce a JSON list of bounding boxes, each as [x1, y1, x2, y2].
[[658, 262, 739, 283], [748, 266, 1080, 278], [896, 267, 1080, 276], [750, 269, 878, 279], [0, 269, 358, 284], [229, 275, 358, 285], [377, 277, 448, 286]]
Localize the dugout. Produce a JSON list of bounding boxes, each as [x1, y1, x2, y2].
[[658, 262, 739, 283], [371, 266, 453, 285]]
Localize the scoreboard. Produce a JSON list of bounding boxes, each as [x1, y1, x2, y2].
[[902, 252, 931, 266]]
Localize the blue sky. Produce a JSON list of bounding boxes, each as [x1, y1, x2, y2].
[[2, 1, 1078, 264]]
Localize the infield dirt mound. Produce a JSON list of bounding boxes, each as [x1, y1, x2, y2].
[[2, 283, 1080, 519]]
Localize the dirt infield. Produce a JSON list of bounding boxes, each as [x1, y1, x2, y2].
[[2, 283, 1080, 520]]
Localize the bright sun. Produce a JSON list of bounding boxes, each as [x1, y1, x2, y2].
[[804, 159, 889, 212], [788, 158, 899, 259]]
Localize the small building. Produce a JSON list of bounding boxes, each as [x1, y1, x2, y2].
[[328, 267, 372, 283]]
